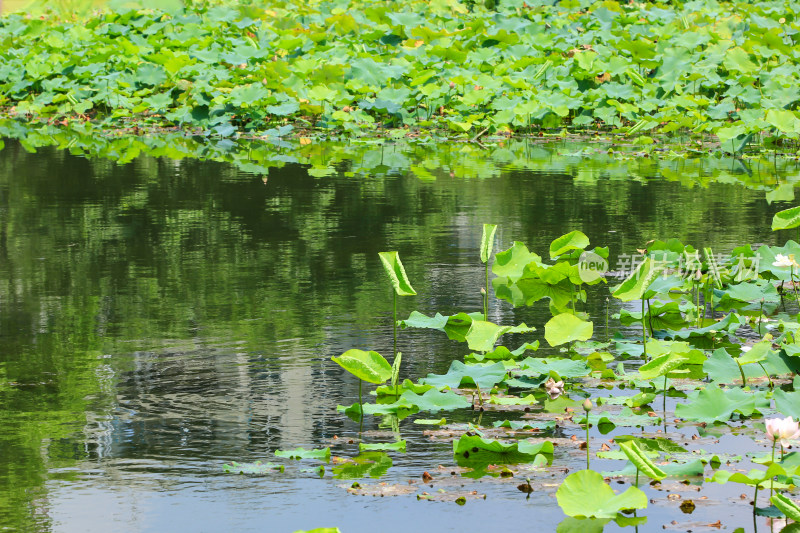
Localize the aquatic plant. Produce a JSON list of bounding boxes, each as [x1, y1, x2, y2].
[[331, 349, 393, 414], [479, 224, 497, 321], [556, 470, 647, 520], [378, 251, 416, 394]]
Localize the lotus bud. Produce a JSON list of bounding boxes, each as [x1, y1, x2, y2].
[[449, 81, 455, 89], [582, 398, 592, 412], [480, 287, 486, 295]]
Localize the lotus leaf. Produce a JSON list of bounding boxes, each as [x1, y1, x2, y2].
[[331, 349, 392, 384], [675, 384, 769, 423], [556, 469, 648, 519], [544, 313, 594, 347]]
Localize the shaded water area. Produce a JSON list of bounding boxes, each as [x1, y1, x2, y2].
[[0, 134, 798, 532]]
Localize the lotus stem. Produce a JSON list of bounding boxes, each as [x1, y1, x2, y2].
[[359, 379, 363, 415], [484, 262, 490, 321], [737, 360, 748, 387], [753, 484, 759, 514], [758, 362, 774, 389], [570, 283, 576, 315], [393, 290, 398, 359], [770, 438, 777, 500], [635, 467, 639, 487], [583, 399, 592, 470], [792, 266, 800, 304], [641, 298, 648, 362], [475, 382, 485, 410], [605, 297, 610, 342]]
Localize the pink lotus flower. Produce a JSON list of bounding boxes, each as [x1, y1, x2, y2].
[[765, 417, 800, 448], [544, 378, 565, 400]]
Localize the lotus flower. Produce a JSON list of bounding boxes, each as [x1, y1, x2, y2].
[[544, 378, 565, 400], [772, 254, 799, 268], [765, 417, 800, 448]]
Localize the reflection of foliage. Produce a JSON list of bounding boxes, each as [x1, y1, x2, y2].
[[0, 128, 792, 529]]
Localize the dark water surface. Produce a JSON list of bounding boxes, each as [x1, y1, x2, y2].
[[0, 138, 795, 532]]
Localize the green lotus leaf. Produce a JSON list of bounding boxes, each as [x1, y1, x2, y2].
[[556, 469, 648, 518], [544, 313, 594, 347], [612, 257, 663, 302], [576, 409, 659, 431], [603, 459, 704, 479], [331, 349, 392, 384], [398, 311, 449, 330], [492, 241, 542, 281], [708, 463, 788, 488], [488, 394, 538, 405], [421, 360, 507, 390], [771, 493, 800, 521], [516, 357, 592, 378], [465, 320, 535, 352], [398, 388, 471, 411], [466, 341, 539, 362], [378, 251, 416, 296], [223, 461, 285, 474], [618, 440, 666, 480], [332, 452, 392, 480], [480, 223, 497, 264], [774, 389, 800, 419], [773, 206, 800, 231], [359, 440, 406, 452], [493, 420, 556, 431], [275, 447, 331, 462], [374, 378, 433, 397], [766, 109, 800, 135], [675, 384, 769, 423], [638, 352, 689, 379], [453, 434, 553, 466], [550, 230, 590, 259]]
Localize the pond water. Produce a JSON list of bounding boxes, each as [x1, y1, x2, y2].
[[0, 136, 796, 532]]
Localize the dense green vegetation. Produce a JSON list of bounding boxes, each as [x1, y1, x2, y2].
[[2, 0, 800, 146]]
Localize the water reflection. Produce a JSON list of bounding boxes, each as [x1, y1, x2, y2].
[[0, 135, 794, 531]]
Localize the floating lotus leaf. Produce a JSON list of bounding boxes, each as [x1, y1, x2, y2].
[[275, 447, 331, 462], [675, 384, 769, 423], [398, 388, 471, 411], [223, 461, 285, 474], [421, 360, 507, 390], [332, 452, 392, 479], [359, 440, 406, 452], [453, 434, 553, 466], [516, 357, 591, 378]]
